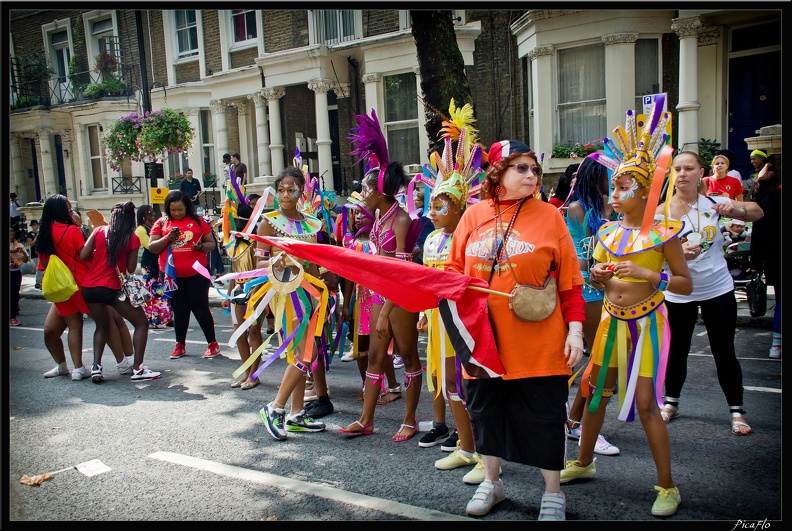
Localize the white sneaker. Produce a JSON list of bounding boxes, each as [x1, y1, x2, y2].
[[580, 434, 620, 456], [340, 353, 356, 362], [44, 364, 69, 378], [131, 365, 161, 381], [71, 366, 91, 381], [117, 356, 134, 375], [567, 426, 581, 440], [538, 491, 566, 521], [769, 346, 781, 359], [466, 479, 505, 517]]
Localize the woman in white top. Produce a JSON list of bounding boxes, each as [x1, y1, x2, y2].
[[656, 151, 765, 436]]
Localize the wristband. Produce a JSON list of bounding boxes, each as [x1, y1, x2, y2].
[[395, 251, 412, 261], [254, 248, 271, 258], [656, 272, 669, 291]]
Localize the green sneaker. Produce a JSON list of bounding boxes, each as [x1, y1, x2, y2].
[[651, 486, 681, 517], [285, 411, 326, 433], [559, 458, 596, 484]]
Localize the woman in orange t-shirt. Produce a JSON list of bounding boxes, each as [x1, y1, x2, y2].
[[446, 140, 586, 519]]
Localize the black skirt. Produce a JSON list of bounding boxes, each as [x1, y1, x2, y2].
[[465, 375, 569, 470]]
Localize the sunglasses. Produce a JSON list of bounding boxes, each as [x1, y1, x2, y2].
[[508, 163, 542, 176]]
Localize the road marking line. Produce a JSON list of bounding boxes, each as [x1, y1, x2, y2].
[[149, 451, 471, 521], [744, 385, 782, 393]]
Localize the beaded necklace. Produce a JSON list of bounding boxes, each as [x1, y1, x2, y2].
[[263, 208, 322, 239], [675, 194, 700, 235]]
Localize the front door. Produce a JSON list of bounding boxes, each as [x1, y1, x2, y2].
[[727, 50, 781, 181]]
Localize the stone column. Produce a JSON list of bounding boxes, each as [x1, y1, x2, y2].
[[59, 129, 76, 200], [602, 34, 638, 129], [35, 128, 57, 197], [249, 91, 272, 177], [672, 16, 703, 154], [210, 99, 229, 168], [233, 100, 252, 173], [527, 46, 554, 161], [10, 133, 27, 202], [309, 79, 334, 192], [362, 73, 382, 119], [184, 107, 202, 175], [263, 87, 286, 176], [73, 124, 91, 196]]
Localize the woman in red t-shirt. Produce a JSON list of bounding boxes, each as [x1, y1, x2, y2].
[[36, 195, 95, 380], [704, 154, 744, 201], [149, 191, 219, 359], [81, 201, 159, 383]]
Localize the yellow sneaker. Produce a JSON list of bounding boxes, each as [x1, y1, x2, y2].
[[435, 447, 479, 470], [651, 486, 681, 517], [559, 458, 596, 484]]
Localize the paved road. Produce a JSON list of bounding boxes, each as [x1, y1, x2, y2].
[[6, 275, 782, 525]]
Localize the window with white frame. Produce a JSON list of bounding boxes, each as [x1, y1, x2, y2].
[[231, 9, 257, 43], [634, 38, 660, 110], [168, 152, 190, 182], [51, 30, 70, 84], [557, 43, 606, 145], [87, 125, 107, 190], [175, 10, 198, 59], [311, 10, 360, 45], [384, 72, 420, 167], [201, 110, 215, 183]]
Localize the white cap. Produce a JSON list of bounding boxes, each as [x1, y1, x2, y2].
[[730, 219, 746, 226]]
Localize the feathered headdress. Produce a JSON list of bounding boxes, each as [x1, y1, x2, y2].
[[348, 109, 390, 194], [588, 93, 675, 239], [407, 100, 484, 219], [291, 147, 333, 237]]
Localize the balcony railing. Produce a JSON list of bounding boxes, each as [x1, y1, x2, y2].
[[10, 60, 137, 109], [112, 176, 143, 194]]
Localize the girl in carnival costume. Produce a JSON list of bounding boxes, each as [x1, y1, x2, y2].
[[412, 123, 491, 484], [339, 109, 423, 440], [252, 161, 330, 440], [563, 157, 620, 456], [560, 95, 693, 518], [339, 191, 403, 403]]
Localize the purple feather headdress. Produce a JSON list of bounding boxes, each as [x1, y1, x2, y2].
[[348, 109, 390, 194]]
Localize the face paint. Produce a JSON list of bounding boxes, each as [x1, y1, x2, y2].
[[429, 196, 451, 217], [613, 176, 639, 200], [276, 186, 300, 198]]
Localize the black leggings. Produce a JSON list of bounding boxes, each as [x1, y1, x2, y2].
[[664, 290, 743, 406], [10, 270, 22, 319], [170, 274, 216, 344]]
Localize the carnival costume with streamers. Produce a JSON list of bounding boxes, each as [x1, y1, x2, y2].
[[207, 154, 328, 384], [582, 94, 683, 423]]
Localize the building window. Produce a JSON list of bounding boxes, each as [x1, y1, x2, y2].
[[201, 110, 215, 183], [175, 10, 198, 59], [557, 43, 606, 145], [51, 31, 70, 84], [87, 125, 107, 190], [312, 9, 363, 45], [92, 18, 119, 58], [231, 9, 256, 43], [384, 72, 419, 166], [635, 38, 660, 110], [168, 152, 190, 181]]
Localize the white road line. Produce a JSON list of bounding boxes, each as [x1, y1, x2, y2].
[[149, 451, 471, 521], [744, 386, 782, 394]]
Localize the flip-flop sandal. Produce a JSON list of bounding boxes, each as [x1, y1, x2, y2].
[[660, 405, 679, 423], [339, 421, 374, 436], [731, 416, 752, 436], [376, 385, 403, 405], [392, 423, 417, 442]]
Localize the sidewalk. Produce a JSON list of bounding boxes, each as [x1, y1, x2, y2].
[[17, 272, 775, 327]]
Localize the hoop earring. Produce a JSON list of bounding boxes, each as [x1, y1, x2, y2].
[[495, 185, 506, 197]]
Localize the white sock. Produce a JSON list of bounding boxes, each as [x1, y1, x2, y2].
[[58, 361, 68, 370], [459, 449, 475, 458]]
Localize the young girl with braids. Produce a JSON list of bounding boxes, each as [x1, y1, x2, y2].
[[339, 162, 422, 440], [80, 201, 160, 382], [560, 98, 693, 518]]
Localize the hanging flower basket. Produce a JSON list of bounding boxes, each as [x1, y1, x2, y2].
[[103, 108, 195, 172]]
